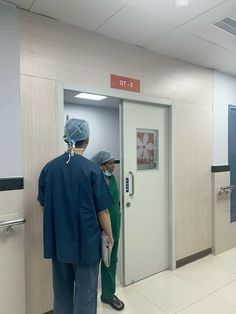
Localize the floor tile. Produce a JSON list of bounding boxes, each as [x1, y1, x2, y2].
[[174, 259, 236, 292], [226, 247, 236, 255], [213, 279, 236, 307], [203, 250, 236, 274], [115, 282, 135, 294], [134, 272, 208, 314], [177, 294, 236, 314], [98, 281, 134, 298], [134, 270, 171, 287], [97, 289, 165, 314]]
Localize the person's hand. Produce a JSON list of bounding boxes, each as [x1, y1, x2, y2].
[[108, 237, 114, 252]]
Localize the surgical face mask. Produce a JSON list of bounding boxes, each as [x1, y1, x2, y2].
[[103, 170, 112, 177]]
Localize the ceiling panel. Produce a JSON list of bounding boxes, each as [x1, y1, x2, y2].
[[31, 0, 126, 31], [180, 45, 236, 75], [145, 29, 212, 58], [128, 0, 226, 27], [96, 6, 174, 46], [180, 0, 236, 53], [16, 0, 236, 76], [2, 0, 34, 9], [18, 0, 34, 9], [1, 0, 17, 5]]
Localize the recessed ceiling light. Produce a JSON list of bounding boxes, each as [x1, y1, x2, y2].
[[176, 0, 189, 7], [75, 93, 107, 101]]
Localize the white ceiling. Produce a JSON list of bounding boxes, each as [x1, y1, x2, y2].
[[4, 0, 236, 76]]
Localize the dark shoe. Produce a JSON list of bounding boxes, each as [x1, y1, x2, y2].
[[101, 295, 125, 311]]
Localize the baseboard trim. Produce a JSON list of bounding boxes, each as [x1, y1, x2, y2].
[[176, 248, 212, 268]]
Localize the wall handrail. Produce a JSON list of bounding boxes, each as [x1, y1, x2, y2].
[[218, 185, 235, 196], [0, 218, 26, 228]]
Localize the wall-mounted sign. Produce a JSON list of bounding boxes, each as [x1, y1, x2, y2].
[[136, 129, 159, 171], [111, 74, 140, 93]]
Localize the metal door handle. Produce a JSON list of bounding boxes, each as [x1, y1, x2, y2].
[[129, 171, 134, 197]]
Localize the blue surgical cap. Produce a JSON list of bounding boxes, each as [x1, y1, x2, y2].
[[91, 150, 114, 166], [64, 118, 90, 145]]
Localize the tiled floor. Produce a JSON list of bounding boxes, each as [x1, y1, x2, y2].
[[97, 247, 236, 313]]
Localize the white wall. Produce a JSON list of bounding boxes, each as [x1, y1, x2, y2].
[[20, 9, 213, 266], [212, 171, 236, 254], [64, 103, 120, 160], [0, 6, 25, 314], [0, 3, 21, 177], [213, 71, 236, 165]]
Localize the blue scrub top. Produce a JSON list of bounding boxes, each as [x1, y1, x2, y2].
[[37, 153, 114, 264]]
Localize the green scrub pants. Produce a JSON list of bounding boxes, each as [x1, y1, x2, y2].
[[101, 239, 119, 300]]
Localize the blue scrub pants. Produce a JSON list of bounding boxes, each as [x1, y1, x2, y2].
[[52, 260, 99, 314]]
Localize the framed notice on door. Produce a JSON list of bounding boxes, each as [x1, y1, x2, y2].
[[136, 129, 159, 170]]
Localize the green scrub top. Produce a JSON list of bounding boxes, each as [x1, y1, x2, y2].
[[108, 175, 121, 241]]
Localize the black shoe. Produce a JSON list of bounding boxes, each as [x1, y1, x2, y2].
[[101, 295, 125, 311]]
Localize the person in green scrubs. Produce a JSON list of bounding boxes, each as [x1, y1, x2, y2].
[[91, 150, 124, 311]]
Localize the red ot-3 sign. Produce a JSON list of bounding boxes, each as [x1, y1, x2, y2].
[[111, 74, 141, 93]]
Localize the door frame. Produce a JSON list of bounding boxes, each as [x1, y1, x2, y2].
[[57, 81, 176, 275]]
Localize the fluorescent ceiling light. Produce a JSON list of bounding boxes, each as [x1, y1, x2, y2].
[[176, 0, 189, 6], [75, 93, 107, 101]]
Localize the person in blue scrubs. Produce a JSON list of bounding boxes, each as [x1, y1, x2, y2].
[[37, 118, 114, 314]]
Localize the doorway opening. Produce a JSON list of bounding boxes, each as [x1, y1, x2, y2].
[[63, 88, 174, 286], [64, 89, 120, 162], [64, 89, 123, 285]]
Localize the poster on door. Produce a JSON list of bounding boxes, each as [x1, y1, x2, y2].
[[136, 129, 159, 170]]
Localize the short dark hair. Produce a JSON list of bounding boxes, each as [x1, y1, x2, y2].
[[64, 138, 88, 148], [75, 139, 88, 148], [101, 159, 114, 166]]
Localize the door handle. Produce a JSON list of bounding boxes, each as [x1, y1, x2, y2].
[[129, 171, 134, 197]]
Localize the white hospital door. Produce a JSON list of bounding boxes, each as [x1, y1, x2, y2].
[[121, 100, 170, 285]]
